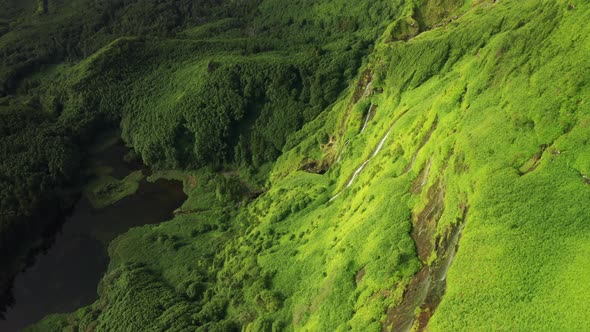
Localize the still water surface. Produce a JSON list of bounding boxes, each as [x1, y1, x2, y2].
[[0, 143, 186, 331]]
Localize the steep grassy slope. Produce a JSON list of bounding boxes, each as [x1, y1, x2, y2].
[[23, 0, 590, 331]]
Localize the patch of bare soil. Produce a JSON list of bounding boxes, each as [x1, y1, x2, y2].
[[383, 184, 469, 332], [518, 144, 548, 175], [412, 180, 445, 262], [413, 204, 468, 332], [356, 267, 366, 285], [299, 159, 330, 174], [383, 267, 430, 332]]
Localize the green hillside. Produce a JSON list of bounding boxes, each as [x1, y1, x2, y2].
[[1, 0, 589, 331]]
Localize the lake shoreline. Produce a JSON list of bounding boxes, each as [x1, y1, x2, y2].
[[0, 137, 187, 331]]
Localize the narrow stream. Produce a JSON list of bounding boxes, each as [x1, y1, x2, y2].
[[331, 109, 409, 202], [0, 141, 187, 332], [360, 104, 373, 134], [330, 124, 394, 201]]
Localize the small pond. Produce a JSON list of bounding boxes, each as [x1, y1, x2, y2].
[[0, 139, 186, 331]]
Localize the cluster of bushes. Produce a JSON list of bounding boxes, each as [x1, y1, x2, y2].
[[0, 0, 255, 95], [0, 107, 78, 227], [44, 34, 370, 170], [0, 103, 84, 307]]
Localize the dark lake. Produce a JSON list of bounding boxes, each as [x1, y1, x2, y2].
[[0, 140, 187, 332]]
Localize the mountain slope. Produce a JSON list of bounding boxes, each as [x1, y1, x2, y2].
[[3, 0, 590, 331]]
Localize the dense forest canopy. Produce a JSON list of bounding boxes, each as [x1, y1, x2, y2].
[[0, 0, 408, 237]]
